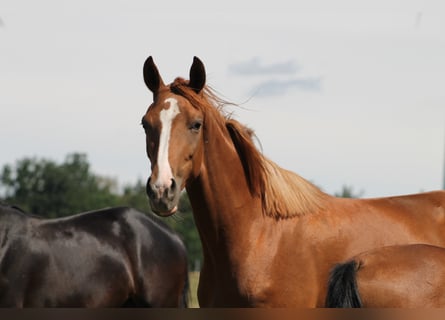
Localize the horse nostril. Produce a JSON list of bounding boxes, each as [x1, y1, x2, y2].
[[167, 178, 177, 198], [146, 177, 155, 197], [170, 178, 177, 191], [146, 177, 151, 189]]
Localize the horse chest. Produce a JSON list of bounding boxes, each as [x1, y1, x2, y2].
[[226, 238, 319, 306]]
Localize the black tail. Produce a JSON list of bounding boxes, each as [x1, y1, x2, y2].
[[325, 260, 362, 308]]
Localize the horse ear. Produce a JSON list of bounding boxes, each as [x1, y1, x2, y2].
[[189, 56, 206, 93], [143, 56, 165, 95]]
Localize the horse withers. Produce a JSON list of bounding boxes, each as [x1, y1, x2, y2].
[[0, 204, 189, 307], [326, 244, 445, 308]]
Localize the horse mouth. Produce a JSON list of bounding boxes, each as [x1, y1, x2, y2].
[[148, 196, 179, 217], [151, 204, 178, 217]]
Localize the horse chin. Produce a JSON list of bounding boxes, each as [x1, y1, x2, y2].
[[149, 201, 178, 217], [156, 206, 178, 217]]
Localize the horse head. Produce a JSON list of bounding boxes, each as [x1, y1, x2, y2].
[[141, 56, 206, 216]]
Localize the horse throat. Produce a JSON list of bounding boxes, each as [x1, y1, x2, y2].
[[186, 122, 260, 245]]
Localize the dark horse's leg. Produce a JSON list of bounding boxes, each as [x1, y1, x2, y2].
[[181, 274, 190, 308], [120, 276, 189, 308], [121, 296, 152, 308]]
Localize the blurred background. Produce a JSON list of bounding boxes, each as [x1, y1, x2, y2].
[[1, 1, 444, 199], [1, 1, 445, 295]]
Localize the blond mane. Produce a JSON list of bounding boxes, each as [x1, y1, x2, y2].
[[261, 160, 328, 218], [226, 119, 328, 218], [170, 79, 328, 219]]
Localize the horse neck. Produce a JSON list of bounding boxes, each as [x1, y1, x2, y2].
[[186, 120, 262, 248], [0, 207, 29, 247], [0, 206, 29, 222]]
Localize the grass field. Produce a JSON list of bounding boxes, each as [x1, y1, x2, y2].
[[188, 271, 200, 308]]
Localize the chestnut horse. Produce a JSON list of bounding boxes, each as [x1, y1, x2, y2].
[[0, 204, 189, 307], [141, 56, 445, 307], [326, 244, 445, 307]]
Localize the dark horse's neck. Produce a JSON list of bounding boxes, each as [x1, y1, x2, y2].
[[0, 205, 30, 248], [0, 205, 29, 221]]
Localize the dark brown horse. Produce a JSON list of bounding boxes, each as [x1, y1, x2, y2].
[[0, 204, 189, 307], [326, 244, 445, 307], [141, 56, 445, 307]]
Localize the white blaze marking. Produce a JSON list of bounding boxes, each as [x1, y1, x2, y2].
[[156, 98, 180, 188]]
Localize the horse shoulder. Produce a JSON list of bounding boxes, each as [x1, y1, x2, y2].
[[231, 220, 319, 306]]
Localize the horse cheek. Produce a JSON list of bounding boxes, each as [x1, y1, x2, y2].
[[191, 142, 204, 180]]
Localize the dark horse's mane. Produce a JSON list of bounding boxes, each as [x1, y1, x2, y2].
[[169, 78, 328, 219], [0, 202, 34, 216], [0, 202, 176, 233]]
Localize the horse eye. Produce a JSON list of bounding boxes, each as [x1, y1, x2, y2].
[[190, 121, 202, 131]]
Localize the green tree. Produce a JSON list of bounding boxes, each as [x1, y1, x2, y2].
[[173, 192, 203, 271], [0, 153, 120, 217], [334, 185, 364, 198], [120, 179, 151, 212]]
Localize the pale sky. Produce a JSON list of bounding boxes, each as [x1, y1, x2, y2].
[[1, 0, 444, 197]]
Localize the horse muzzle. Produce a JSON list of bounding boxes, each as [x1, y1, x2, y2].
[[146, 177, 180, 217]]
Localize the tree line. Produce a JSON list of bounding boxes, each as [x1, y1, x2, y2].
[[0, 152, 361, 271]]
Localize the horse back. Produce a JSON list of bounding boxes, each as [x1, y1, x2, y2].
[[307, 191, 445, 306], [364, 190, 445, 222], [328, 191, 445, 247], [0, 206, 188, 307]]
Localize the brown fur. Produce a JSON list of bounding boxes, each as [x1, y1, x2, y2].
[[170, 79, 328, 219], [327, 244, 445, 307], [142, 57, 445, 307]]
